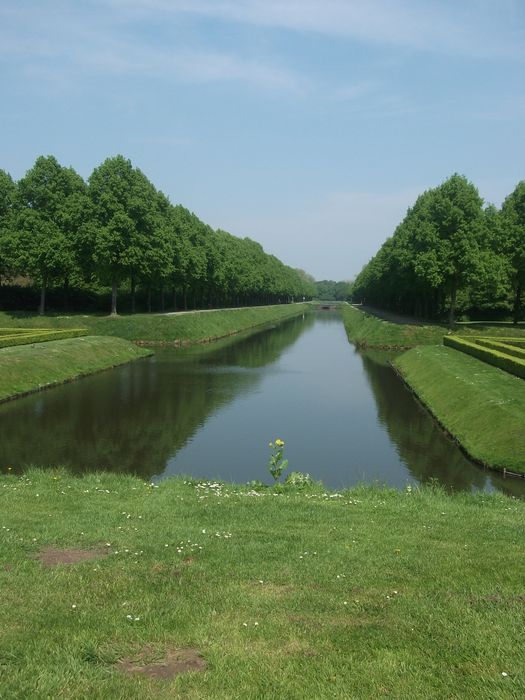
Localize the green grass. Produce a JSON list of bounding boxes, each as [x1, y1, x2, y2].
[[342, 305, 525, 349], [393, 345, 525, 475], [0, 336, 152, 402], [444, 335, 525, 380], [0, 304, 310, 344], [0, 471, 523, 699]]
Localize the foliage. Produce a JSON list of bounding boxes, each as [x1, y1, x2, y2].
[[10, 156, 89, 315], [315, 279, 352, 301], [267, 438, 288, 481], [500, 181, 525, 323], [283, 471, 313, 487], [351, 173, 522, 323], [0, 155, 315, 315]]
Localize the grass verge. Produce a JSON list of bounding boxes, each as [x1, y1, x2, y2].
[[342, 305, 525, 349], [0, 471, 523, 699], [0, 336, 152, 403], [0, 304, 310, 344], [393, 345, 525, 475]]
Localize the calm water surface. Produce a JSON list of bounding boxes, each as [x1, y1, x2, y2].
[[1, 312, 523, 497]]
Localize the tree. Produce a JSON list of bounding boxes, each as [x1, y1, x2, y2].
[[0, 169, 17, 285], [501, 182, 525, 324], [89, 155, 161, 315], [14, 156, 86, 314]]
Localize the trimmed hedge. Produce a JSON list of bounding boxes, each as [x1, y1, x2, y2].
[[474, 338, 525, 361], [0, 328, 88, 349], [443, 335, 525, 380]]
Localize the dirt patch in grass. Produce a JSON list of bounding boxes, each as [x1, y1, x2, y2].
[[245, 581, 295, 598], [35, 546, 108, 567], [117, 646, 207, 680]]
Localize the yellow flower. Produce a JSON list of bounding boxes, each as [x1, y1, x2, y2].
[[275, 439, 285, 447]]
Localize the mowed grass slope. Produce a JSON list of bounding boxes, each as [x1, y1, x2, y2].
[[0, 472, 523, 699], [0, 304, 310, 344], [394, 345, 525, 474], [342, 305, 525, 349], [0, 336, 151, 402]]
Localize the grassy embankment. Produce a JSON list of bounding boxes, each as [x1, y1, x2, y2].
[[0, 304, 310, 403], [342, 306, 525, 477], [342, 304, 525, 349], [0, 336, 152, 403], [393, 346, 525, 476], [0, 471, 523, 699], [0, 303, 311, 345]]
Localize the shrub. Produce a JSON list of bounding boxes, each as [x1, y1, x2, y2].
[[443, 335, 525, 380], [0, 329, 88, 349]]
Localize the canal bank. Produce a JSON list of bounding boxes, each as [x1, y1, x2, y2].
[[1, 311, 522, 497], [343, 304, 525, 481], [393, 345, 525, 477], [0, 304, 310, 403], [0, 303, 311, 344]]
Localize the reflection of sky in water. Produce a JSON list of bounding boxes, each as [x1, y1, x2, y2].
[[0, 313, 523, 498]]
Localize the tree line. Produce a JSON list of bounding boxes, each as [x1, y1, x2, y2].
[[0, 155, 316, 315], [351, 174, 525, 324], [315, 280, 352, 301]]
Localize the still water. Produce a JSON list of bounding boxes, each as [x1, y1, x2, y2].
[[1, 312, 523, 496]]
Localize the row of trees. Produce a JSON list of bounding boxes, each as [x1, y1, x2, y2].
[[315, 280, 352, 301], [351, 174, 525, 324], [0, 155, 316, 314]]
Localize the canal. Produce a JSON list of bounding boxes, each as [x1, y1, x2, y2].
[[1, 311, 523, 496]]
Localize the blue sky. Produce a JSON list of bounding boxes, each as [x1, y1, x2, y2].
[[1, 1, 524, 280]]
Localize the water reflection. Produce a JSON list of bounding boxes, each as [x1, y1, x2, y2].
[[0, 311, 523, 497], [0, 315, 313, 478]]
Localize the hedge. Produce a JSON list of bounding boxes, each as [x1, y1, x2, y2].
[[443, 335, 525, 380], [0, 328, 39, 336], [0, 329, 88, 349], [474, 338, 525, 362]]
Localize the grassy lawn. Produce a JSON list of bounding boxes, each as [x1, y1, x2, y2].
[[0, 304, 310, 344], [394, 345, 525, 475], [0, 471, 523, 699], [342, 305, 525, 349], [0, 336, 151, 402]]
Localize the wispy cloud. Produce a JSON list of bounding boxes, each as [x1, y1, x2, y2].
[[115, 0, 525, 60], [0, 3, 305, 92]]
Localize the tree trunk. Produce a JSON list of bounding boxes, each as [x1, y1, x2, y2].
[[147, 286, 152, 313], [448, 279, 457, 328], [160, 285, 165, 312], [183, 288, 188, 311], [513, 284, 521, 325], [63, 276, 70, 311], [111, 279, 118, 316], [38, 277, 47, 316], [172, 288, 177, 311], [130, 275, 136, 314]]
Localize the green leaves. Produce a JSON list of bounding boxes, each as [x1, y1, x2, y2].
[[352, 173, 521, 322]]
